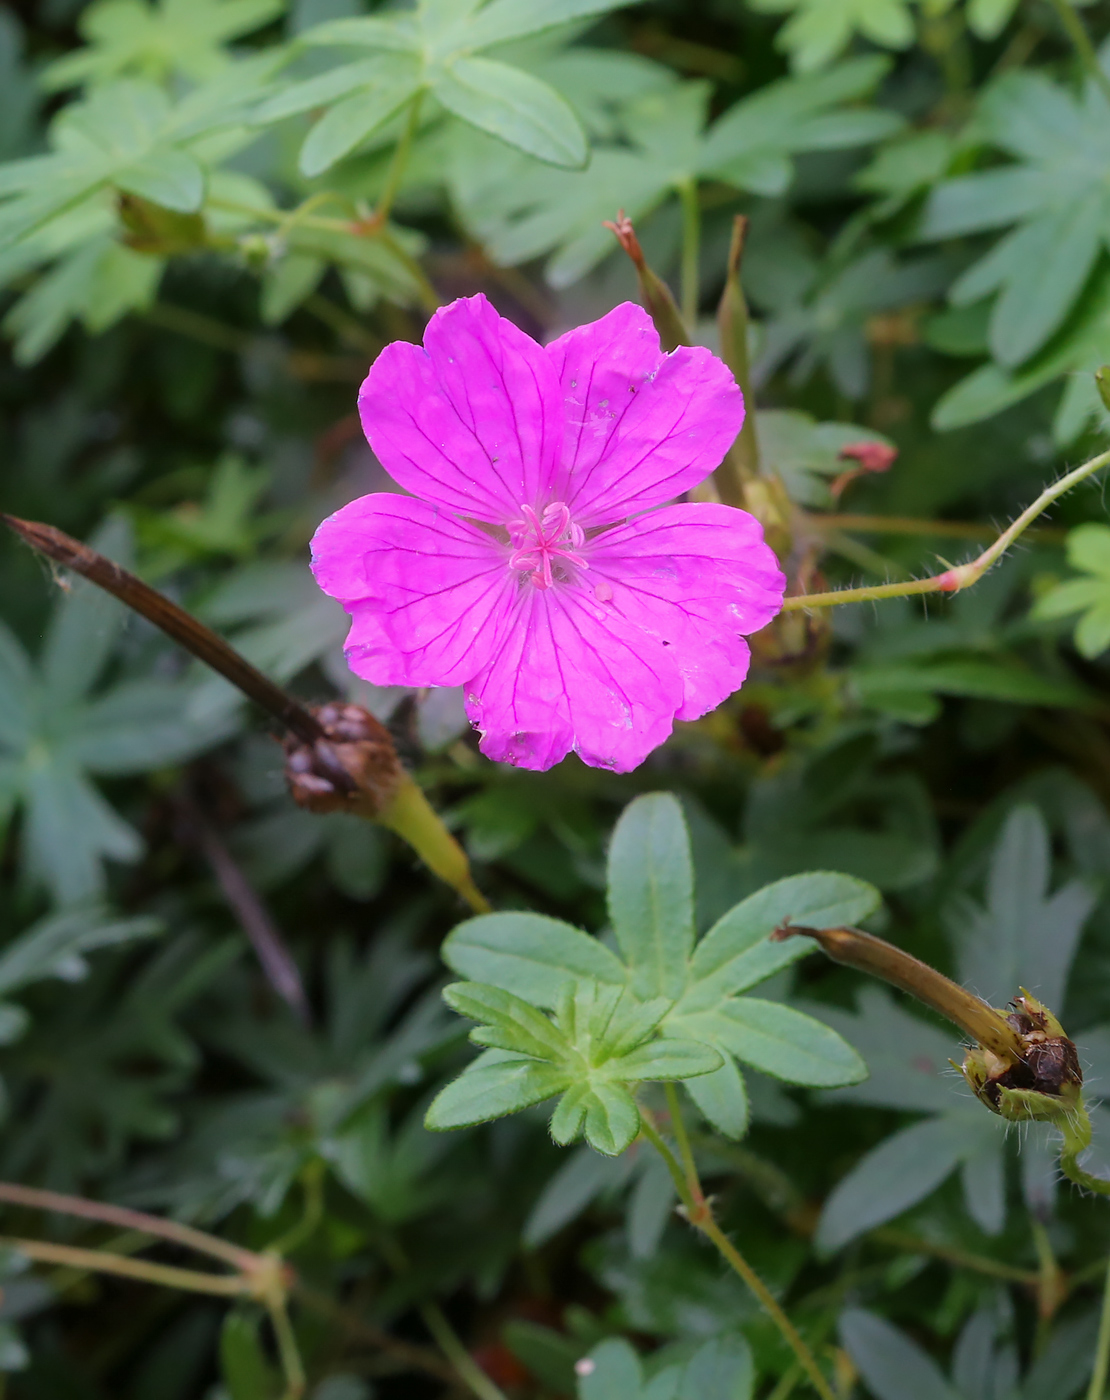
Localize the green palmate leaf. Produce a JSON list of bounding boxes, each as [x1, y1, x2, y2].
[[442, 912, 628, 1008], [671, 1001, 866, 1087], [748, 0, 915, 72], [299, 71, 422, 177], [614, 1040, 722, 1082], [685, 870, 880, 1009], [256, 0, 631, 173], [578, 1339, 643, 1399], [920, 69, 1110, 371], [425, 1049, 572, 1130], [457, 0, 636, 48], [576, 1335, 754, 1400], [451, 57, 899, 286], [562, 1083, 641, 1155], [0, 517, 234, 904], [608, 792, 695, 1002], [682, 1055, 750, 1141], [947, 804, 1095, 1012], [852, 658, 1094, 711], [444, 982, 571, 1058], [757, 410, 895, 509], [1034, 523, 1110, 658], [438, 795, 878, 1147], [432, 57, 587, 167], [816, 1116, 980, 1253], [0, 908, 161, 995]]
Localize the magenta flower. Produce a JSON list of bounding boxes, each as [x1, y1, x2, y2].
[[310, 295, 785, 772]]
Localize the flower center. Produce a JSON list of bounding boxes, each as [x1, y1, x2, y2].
[[507, 502, 587, 590]]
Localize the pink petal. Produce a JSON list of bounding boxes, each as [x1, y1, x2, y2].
[[311, 493, 515, 687], [358, 294, 563, 522], [587, 503, 785, 721], [545, 303, 745, 526], [466, 586, 683, 772]]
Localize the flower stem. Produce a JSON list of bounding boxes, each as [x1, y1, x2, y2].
[[678, 178, 701, 330], [783, 445, 1110, 612], [1, 1237, 249, 1297], [379, 775, 490, 913], [870, 1228, 1038, 1285], [805, 513, 1064, 544], [419, 1301, 508, 1400], [1, 514, 485, 913], [1057, 1104, 1110, 1195], [1047, 0, 1110, 107], [1087, 1254, 1110, 1400], [270, 1296, 308, 1400], [0, 1180, 255, 1270], [375, 93, 424, 227], [638, 1107, 836, 1400]]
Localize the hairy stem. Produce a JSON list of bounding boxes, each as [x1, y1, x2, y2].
[[1088, 1254, 1110, 1400], [1047, 0, 1110, 107], [638, 1108, 836, 1400], [1058, 1106, 1110, 1195], [784, 446, 1110, 611], [678, 179, 701, 330]]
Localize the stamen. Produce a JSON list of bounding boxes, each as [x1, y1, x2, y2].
[[507, 501, 588, 590]]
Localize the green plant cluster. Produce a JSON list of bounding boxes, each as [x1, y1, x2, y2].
[[9, 1, 1110, 1398]]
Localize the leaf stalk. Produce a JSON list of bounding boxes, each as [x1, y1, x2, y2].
[[638, 1105, 837, 1400]]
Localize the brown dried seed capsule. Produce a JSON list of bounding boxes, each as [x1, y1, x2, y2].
[[283, 702, 403, 818]]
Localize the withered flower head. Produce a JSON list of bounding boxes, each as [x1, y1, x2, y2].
[[960, 991, 1083, 1125], [284, 702, 403, 818]]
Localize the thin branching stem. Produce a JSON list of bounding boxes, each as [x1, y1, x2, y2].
[[870, 1228, 1038, 1285], [375, 92, 424, 227], [1, 1238, 248, 1297], [0, 1180, 255, 1270], [678, 179, 701, 330], [638, 1107, 837, 1400], [784, 446, 1110, 611], [419, 1302, 508, 1400]]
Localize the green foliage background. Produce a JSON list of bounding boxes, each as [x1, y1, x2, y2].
[[6, 0, 1110, 1396]]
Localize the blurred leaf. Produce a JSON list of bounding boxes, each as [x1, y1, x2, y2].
[[1033, 523, 1110, 658], [42, 0, 284, 90], [839, 1308, 960, 1400], [749, 0, 915, 73], [452, 58, 901, 285], [920, 69, 1110, 370]]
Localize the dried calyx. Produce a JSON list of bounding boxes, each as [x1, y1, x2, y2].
[[772, 923, 1083, 1126], [284, 702, 403, 819], [961, 991, 1083, 1123]]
